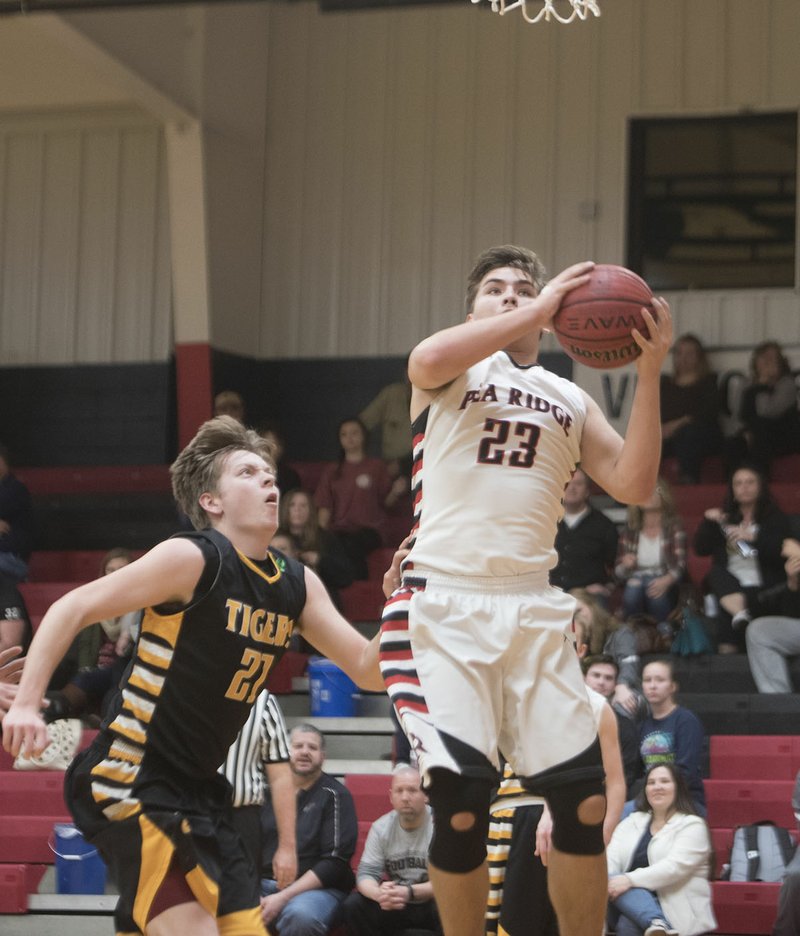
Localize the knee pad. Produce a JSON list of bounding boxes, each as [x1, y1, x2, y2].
[[546, 774, 606, 856], [427, 768, 494, 874]]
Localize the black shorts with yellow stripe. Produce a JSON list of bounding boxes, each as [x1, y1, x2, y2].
[[65, 743, 265, 936], [486, 803, 556, 936]]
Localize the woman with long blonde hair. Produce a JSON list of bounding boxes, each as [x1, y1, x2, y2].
[[615, 478, 686, 624]]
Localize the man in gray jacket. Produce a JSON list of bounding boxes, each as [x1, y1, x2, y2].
[[343, 763, 442, 935]]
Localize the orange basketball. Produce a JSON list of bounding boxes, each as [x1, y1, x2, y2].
[[552, 265, 653, 370]]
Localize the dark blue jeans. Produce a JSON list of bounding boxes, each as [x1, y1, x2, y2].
[[609, 886, 672, 936]]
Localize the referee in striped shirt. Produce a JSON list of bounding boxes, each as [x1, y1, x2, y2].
[[220, 688, 298, 889]]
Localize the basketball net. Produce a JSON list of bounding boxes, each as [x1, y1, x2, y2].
[[471, 0, 600, 24]]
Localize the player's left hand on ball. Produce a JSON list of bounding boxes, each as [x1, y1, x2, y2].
[[631, 296, 672, 374]]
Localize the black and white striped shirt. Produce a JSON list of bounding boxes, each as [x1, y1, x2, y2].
[[220, 690, 291, 808]]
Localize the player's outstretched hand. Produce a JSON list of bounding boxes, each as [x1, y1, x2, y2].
[[1, 703, 49, 759], [631, 295, 672, 378]]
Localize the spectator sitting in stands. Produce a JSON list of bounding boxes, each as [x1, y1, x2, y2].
[[315, 417, 406, 580], [358, 377, 413, 481], [660, 334, 723, 484], [260, 723, 357, 935], [694, 462, 791, 654], [279, 489, 354, 600], [258, 422, 302, 495], [746, 537, 800, 693], [572, 588, 646, 718], [606, 763, 715, 936], [728, 341, 800, 477], [638, 658, 706, 816], [0, 574, 32, 655], [0, 443, 33, 584], [616, 478, 685, 626], [213, 388, 246, 424], [551, 467, 618, 605], [46, 548, 140, 723], [343, 762, 442, 936], [583, 654, 645, 800]]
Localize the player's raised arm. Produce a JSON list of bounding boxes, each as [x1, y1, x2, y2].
[[1, 538, 206, 758], [579, 296, 673, 505], [297, 567, 384, 692], [408, 261, 595, 393]]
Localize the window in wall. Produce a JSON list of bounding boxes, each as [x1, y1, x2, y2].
[[627, 112, 797, 290]]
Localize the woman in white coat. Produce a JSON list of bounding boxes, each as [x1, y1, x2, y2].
[[607, 762, 716, 936]]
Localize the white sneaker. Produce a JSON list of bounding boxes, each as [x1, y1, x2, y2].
[[14, 718, 82, 771], [645, 920, 678, 936], [731, 609, 752, 631]]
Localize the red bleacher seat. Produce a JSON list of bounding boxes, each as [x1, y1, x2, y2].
[[339, 581, 386, 623], [27, 549, 146, 584], [266, 650, 309, 694], [712, 881, 782, 935], [0, 816, 70, 864], [0, 773, 67, 816], [705, 780, 796, 828], [0, 864, 46, 913], [345, 774, 392, 824], [351, 820, 372, 872], [18, 582, 84, 618], [770, 454, 800, 484], [16, 464, 171, 495], [711, 828, 735, 879], [0, 864, 29, 914], [711, 736, 800, 781]]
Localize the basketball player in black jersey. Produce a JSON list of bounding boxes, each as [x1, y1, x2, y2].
[[2, 416, 384, 936]]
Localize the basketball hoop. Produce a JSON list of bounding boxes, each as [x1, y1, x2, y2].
[[470, 0, 601, 24]]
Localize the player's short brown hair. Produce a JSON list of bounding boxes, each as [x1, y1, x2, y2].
[[465, 245, 548, 315], [170, 415, 275, 530]]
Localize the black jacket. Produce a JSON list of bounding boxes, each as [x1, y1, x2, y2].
[[262, 771, 357, 891], [551, 507, 618, 592]]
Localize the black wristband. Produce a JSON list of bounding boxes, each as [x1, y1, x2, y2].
[[407, 883, 414, 902]]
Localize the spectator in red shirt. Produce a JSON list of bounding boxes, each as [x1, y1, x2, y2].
[[315, 418, 406, 579]]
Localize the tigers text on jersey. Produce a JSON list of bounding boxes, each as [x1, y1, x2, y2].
[[85, 529, 307, 818], [406, 352, 587, 578]]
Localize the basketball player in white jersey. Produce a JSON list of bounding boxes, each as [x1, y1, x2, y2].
[[379, 245, 671, 936]]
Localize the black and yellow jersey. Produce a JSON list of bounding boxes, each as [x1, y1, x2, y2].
[[86, 528, 306, 821]]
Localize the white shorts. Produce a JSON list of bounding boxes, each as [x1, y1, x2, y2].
[[380, 570, 597, 786]]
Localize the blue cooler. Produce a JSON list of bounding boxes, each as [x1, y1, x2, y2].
[[53, 823, 107, 895], [308, 657, 357, 717]]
